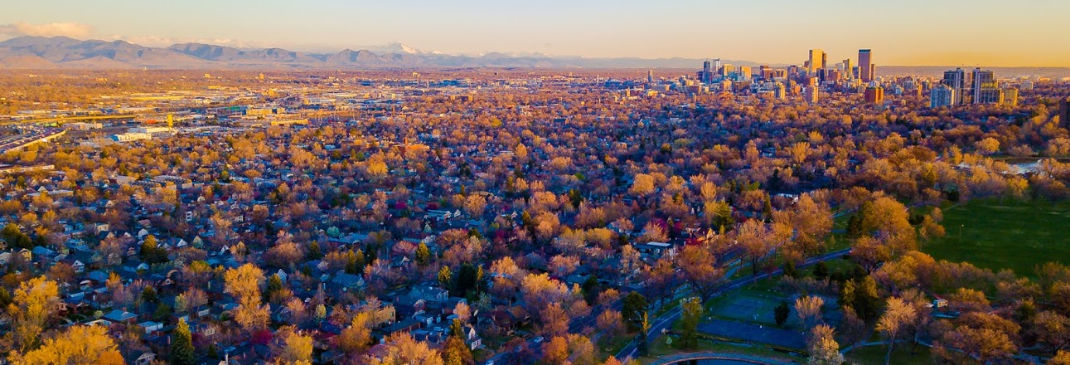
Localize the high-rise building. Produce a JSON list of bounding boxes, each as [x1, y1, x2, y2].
[[722, 64, 736, 77], [842, 58, 852, 79], [972, 68, 1000, 104], [738, 66, 752, 81], [805, 77, 819, 103], [864, 86, 884, 104], [942, 68, 969, 105], [773, 82, 786, 100], [805, 86, 819, 103], [930, 84, 956, 108], [808, 49, 825, 75], [702, 59, 713, 83], [858, 49, 873, 82], [647, 69, 654, 83], [1001, 88, 1018, 107]]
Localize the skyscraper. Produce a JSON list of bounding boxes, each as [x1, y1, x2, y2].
[[702, 59, 713, 83], [808, 49, 824, 75], [842, 58, 852, 80], [647, 69, 653, 83], [942, 68, 969, 105], [858, 49, 873, 82], [972, 68, 999, 104]]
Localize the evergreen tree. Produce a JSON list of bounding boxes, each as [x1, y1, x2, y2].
[[774, 301, 790, 327], [622, 291, 648, 332], [171, 318, 195, 365], [679, 297, 702, 349]]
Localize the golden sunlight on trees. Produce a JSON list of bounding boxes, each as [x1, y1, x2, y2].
[[12, 325, 123, 365], [9, 276, 60, 351]]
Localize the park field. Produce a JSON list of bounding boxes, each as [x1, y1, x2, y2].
[[922, 198, 1070, 277]]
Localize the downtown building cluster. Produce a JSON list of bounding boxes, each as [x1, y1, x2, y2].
[[686, 49, 1027, 110], [930, 67, 1021, 108]]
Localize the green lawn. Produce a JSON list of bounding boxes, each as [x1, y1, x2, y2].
[[845, 344, 931, 365], [705, 288, 791, 328], [922, 198, 1070, 277], [640, 336, 803, 364]]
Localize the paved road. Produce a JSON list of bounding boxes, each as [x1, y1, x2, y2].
[[615, 248, 851, 362]]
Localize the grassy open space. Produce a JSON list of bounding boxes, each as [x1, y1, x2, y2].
[[922, 198, 1070, 277], [639, 336, 804, 365], [844, 344, 931, 365]]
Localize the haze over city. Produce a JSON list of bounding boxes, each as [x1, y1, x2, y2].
[[2, 0, 1070, 66]]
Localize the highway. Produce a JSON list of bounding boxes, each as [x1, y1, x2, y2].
[[0, 128, 67, 155]]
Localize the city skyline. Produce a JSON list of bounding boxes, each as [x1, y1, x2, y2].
[[2, 0, 1070, 67]]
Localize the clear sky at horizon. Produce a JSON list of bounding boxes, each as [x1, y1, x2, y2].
[[2, 0, 1069, 67]]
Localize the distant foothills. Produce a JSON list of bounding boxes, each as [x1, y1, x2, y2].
[[0, 36, 1068, 78]]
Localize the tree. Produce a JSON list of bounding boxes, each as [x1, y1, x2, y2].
[[622, 292, 648, 332], [463, 194, 486, 217], [567, 334, 597, 365], [737, 219, 773, 276], [679, 297, 703, 349], [9, 276, 60, 351], [279, 330, 314, 364], [1033, 311, 1070, 353], [857, 197, 916, 252], [337, 312, 373, 354], [638, 312, 651, 356], [1, 223, 31, 249], [678, 245, 723, 298], [438, 266, 452, 287], [13, 325, 123, 365], [935, 312, 1019, 363], [597, 310, 625, 337], [876, 297, 917, 365], [442, 334, 474, 365], [795, 296, 825, 330], [225, 264, 269, 331], [171, 318, 195, 365], [775, 301, 790, 327], [542, 336, 570, 365], [806, 324, 844, 365], [540, 302, 570, 337], [1052, 350, 1070, 365], [489, 256, 522, 296], [139, 234, 168, 264], [629, 174, 656, 197], [415, 242, 431, 266], [841, 276, 881, 322]]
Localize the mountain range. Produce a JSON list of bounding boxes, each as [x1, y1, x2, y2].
[[0, 36, 740, 70]]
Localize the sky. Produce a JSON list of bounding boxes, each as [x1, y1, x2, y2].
[[2, 0, 1069, 67]]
